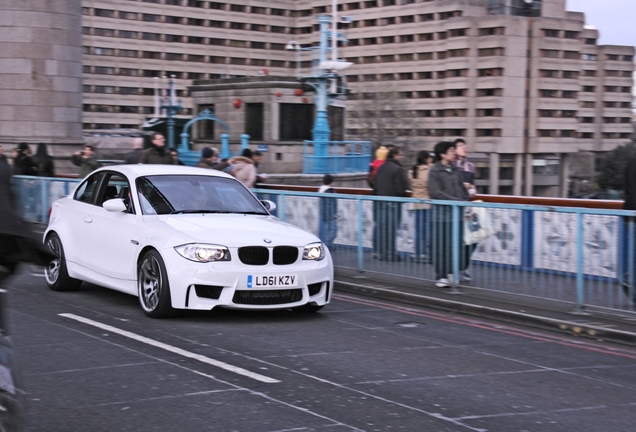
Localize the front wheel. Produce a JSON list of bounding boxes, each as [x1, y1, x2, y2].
[[137, 250, 175, 318], [44, 234, 82, 291]]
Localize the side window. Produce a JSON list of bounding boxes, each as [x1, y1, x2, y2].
[[96, 173, 134, 212], [74, 173, 101, 204]]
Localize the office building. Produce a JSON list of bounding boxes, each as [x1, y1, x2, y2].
[[79, 0, 634, 196]]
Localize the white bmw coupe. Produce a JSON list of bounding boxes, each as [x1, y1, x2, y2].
[[44, 165, 333, 318]]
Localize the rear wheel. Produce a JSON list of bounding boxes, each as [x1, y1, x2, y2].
[[138, 250, 175, 318], [44, 234, 82, 291]]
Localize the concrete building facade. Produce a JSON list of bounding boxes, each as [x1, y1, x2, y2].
[[0, 0, 84, 153], [75, 0, 633, 196]]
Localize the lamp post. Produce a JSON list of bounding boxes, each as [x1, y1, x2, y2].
[[160, 75, 182, 149]]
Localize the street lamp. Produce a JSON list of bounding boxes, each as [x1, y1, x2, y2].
[[159, 75, 182, 149]]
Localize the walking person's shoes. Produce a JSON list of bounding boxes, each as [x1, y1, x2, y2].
[[460, 270, 472, 282], [435, 278, 450, 288]]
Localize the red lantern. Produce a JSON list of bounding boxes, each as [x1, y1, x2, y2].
[[302, 97, 308, 103], [275, 91, 282, 98], [233, 98, 241, 108], [295, 88, 303, 97]]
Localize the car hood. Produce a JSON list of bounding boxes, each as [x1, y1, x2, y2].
[[143, 214, 319, 247]]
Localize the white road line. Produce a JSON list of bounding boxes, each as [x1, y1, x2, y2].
[[58, 313, 280, 384]]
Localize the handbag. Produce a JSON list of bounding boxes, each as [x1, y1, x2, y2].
[[464, 204, 494, 245]]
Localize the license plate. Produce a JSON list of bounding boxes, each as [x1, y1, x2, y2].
[[247, 275, 298, 288]]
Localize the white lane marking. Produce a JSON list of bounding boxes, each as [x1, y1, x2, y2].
[[59, 313, 280, 384]]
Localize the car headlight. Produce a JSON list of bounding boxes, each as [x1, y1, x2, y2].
[[303, 242, 325, 261], [174, 244, 231, 263]]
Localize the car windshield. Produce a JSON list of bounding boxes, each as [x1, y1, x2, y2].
[[136, 175, 269, 216]]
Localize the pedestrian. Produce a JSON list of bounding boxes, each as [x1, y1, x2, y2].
[[455, 138, 476, 197], [196, 147, 217, 169], [170, 149, 185, 165], [229, 148, 257, 188], [455, 138, 478, 280], [622, 151, 636, 302], [372, 147, 409, 262], [252, 150, 268, 185], [428, 141, 471, 288], [13, 143, 37, 176], [71, 145, 100, 178], [124, 138, 144, 164], [368, 146, 389, 259], [33, 143, 55, 177], [318, 174, 338, 250], [139, 133, 173, 165], [0, 146, 7, 165], [410, 150, 434, 263]]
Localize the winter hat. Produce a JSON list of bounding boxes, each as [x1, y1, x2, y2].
[[375, 146, 388, 161], [240, 148, 253, 159], [201, 147, 214, 159]]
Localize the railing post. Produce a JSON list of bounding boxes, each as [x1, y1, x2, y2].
[[572, 212, 589, 315], [628, 217, 635, 310], [40, 179, 47, 224], [356, 197, 365, 277], [450, 204, 461, 294]]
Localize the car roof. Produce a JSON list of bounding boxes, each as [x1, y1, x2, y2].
[[96, 164, 234, 180]]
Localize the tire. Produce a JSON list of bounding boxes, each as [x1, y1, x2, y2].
[[44, 233, 82, 292], [137, 250, 175, 318], [294, 304, 324, 313]]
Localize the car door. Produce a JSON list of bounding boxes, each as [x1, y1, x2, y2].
[[81, 172, 140, 281], [60, 172, 103, 268]]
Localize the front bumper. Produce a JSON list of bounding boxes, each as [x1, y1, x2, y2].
[[160, 247, 334, 310]]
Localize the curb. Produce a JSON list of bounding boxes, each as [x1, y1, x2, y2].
[[335, 280, 636, 347]]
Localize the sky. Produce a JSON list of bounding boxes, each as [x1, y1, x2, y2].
[[566, 0, 636, 48]]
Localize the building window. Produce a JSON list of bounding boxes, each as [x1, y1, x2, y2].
[[399, 53, 414, 61], [477, 108, 502, 117], [94, 28, 115, 37], [539, 89, 558, 98], [380, 17, 395, 25], [448, 49, 467, 58], [418, 71, 433, 79], [449, 28, 466, 37], [479, 68, 503, 77], [539, 110, 557, 117], [563, 51, 579, 59], [561, 91, 577, 98], [188, 36, 204, 44], [210, 38, 225, 46], [419, 33, 434, 41], [119, 49, 137, 58], [479, 27, 504, 36], [581, 132, 594, 139], [141, 13, 159, 22], [585, 38, 596, 45], [119, 106, 138, 114], [94, 66, 114, 74], [564, 31, 579, 39], [562, 70, 578, 79], [582, 86, 595, 92], [447, 89, 467, 97], [189, 54, 205, 62], [420, 13, 434, 22], [543, 29, 560, 38], [541, 49, 559, 58], [538, 130, 556, 137], [477, 88, 502, 97], [606, 54, 620, 61], [94, 86, 115, 94], [398, 72, 413, 80], [230, 22, 245, 30], [94, 9, 115, 18], [93, 47, 114, 56], [142, 33, 161, 41], [380, 55, 394, 62], [580, 117, 594, 123], [479, 47, 504, 57], [581, 53, 597, 61], [400, 35, 414, 43], [583, 70, 596, 77], [165, 16, 182, 24], [561, 110, 577, 118], [119, 68, 138, 76], [476, 129, 501, 137], [382, 36, 395, 44], [280, 103, 313, 140], [166, 34, 182, 43], [188, 18, 205, 26], [142, 51, 161, 59]]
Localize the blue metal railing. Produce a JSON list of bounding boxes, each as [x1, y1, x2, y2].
[[253, 188, 636, 313], [11, 176, 636, 313], [303, 140, 371, 174]]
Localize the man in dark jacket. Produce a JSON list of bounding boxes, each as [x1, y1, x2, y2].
[[428, 141, 471, 288], [124, 138, 144, 164], [372, 147, 409, 261], [622, 153, 636, 302], [139, 133, 173, 165], [71, 145, 100, 178]]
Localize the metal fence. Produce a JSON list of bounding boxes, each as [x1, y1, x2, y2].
[[11, 176, 636, 314], [302, 140, 371, 174], [253, 188, 636, 314]]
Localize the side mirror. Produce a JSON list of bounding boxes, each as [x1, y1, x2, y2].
[[103, 198, 128, 213], [260, 200, 277, 213]]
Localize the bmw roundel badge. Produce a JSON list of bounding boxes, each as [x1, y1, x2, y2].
[[263, 238, 272, 244]]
